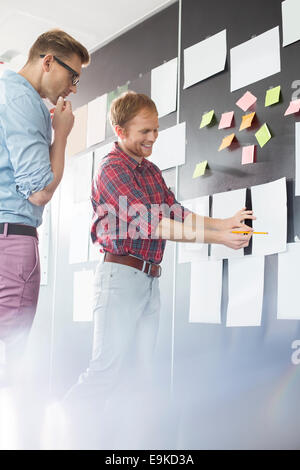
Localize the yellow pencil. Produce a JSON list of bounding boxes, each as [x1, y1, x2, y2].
[[231, 231, 268, 234]]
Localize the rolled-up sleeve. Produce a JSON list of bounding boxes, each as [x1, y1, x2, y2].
[[1, 93, 53, 199], [95, 163, 163, 239]]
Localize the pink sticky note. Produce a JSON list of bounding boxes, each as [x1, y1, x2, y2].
[[218, 111, 234, 129], [242, 145, 256, 165], [236, 91, 257, 112], [284, 99, 300, 116]]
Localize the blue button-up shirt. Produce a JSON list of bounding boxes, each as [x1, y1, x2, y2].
[[0, 70, 53, 227]]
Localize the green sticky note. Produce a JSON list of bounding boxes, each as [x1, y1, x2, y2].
[[265, 86, 281, 107], [199, 110, 214, 129], [255, 123, 271, 148], [193, 160, 208, 178]]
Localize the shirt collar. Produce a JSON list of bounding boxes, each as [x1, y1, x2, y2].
[[113, 142, 150, 170]]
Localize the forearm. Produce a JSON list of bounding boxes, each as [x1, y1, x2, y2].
[[155, 213, 222, 244], [203, 215, 226, 230], [28, 133, 67, 206]]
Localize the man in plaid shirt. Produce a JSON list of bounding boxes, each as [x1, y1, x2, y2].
[[65, 91, 255, 446]]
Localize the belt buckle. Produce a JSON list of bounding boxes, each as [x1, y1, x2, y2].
[[146, 262, 161, 278]]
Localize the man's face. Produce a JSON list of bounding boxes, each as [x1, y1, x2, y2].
[[41, 54, 82, 105], [121, 108, 159, 159]]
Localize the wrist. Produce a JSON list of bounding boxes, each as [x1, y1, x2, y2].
[[219, 217, 230, 231], [53, 131, 68, 144]]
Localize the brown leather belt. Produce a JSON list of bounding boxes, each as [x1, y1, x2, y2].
[[104, 252, 162, 278]]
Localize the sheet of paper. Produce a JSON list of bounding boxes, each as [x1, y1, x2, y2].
[[230, 27, 281, 92], [265, 86, 281, 107], [66, 105, 88, 157], [73, 270, 94, 322], [296, 123, 300, 196], [239, 112, 255, 131], [87, 94, 107, 148], [73, 151, 93, 203], [255, 123, 271, 147], [282, 0, 300, 47], [284, 99, 300, 116], [93, 142, 114, 178], [236, 91, 257, 111], [226, 255, 265, 327], [178, 196, 209, 264], [192, 160, 207, 178], [200, 110, 215, 129], [242, 145, 256, 165], [218, 111, 234, 129], [69, 201, 91, 264], [183, 29, 227, 89], [251, 177, 287, 256], [278, 243, 300, 319], [211, 188, 246, 260], [218, 133, 235, 151], [151, 58, 177, 118], [150, 122, 186, 171], [189, 259, 223, 323]]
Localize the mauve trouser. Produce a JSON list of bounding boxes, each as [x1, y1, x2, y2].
[[0, 224, 40, 373]]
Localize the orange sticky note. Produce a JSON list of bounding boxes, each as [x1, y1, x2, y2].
[[218, 133, 235, 151], [239, 112, 256, 131]]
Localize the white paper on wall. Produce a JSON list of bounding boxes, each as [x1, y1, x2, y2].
[[69, 201, 91, 264], [211, 188, 247, 260], [87, 94, 107, 148], [278, 243, 300, 319], [251, 177, 287, 256], [73, 151, 93, 203], [178, 196, 209, 263], [150, 122, 186, 171], [226, 255, 265, 327], [230, 27, 281, 92], [151, 58, 177, 118], [189, 259, 223, 324], [183, 29, 227, 89], [282, 0, 300, 47]]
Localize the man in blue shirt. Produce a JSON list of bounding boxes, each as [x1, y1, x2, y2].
[[0, 29, 90, 382]]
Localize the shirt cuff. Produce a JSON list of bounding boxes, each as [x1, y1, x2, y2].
[[16, 171, 54, 200]]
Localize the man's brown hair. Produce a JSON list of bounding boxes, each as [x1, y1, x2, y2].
[[27, 29, 90, 65], [110, 91, 158, 128]]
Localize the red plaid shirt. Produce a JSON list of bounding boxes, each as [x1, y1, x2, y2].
[[91, 142, 190, 264]]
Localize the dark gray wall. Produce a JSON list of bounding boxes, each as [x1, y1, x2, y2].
[[45, 0, 300, 448]]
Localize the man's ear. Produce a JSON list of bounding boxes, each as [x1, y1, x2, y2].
[[41, 54, 53, 72], [115, 125, 126, 139]]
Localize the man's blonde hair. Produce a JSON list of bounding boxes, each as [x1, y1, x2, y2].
[[110, 91, 158, 128], [27, 29, 90, 65]]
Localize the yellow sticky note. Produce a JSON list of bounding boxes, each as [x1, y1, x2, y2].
[[192, 160, 208, 178], [239, 112, 256, 131], [218, 133, 235, 151], [199, 110, 214, 129], [255, 123, 271, 148], [265, 86, 281, 107]]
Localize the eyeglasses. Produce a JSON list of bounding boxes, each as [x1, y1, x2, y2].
[[40, 54, 80, 86]]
